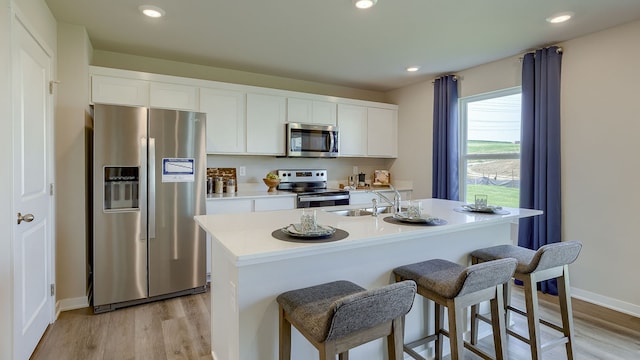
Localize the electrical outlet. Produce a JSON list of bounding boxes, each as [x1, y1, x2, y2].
[[239, 166, 246, 176], [353, 166, 358, 174]]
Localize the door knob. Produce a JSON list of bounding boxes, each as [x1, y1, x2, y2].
[[17, 212, 34, 224]]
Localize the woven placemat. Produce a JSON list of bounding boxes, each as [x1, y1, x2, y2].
[[271, 228, 349, 243], [382, 216, 447, 226]]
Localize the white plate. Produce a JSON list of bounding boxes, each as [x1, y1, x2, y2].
[[281, 224, 336, 238], [462, 204, 503, 213], [393, 212, 440, 224]]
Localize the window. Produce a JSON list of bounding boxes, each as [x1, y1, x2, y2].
[[459, 88, 521, 207]]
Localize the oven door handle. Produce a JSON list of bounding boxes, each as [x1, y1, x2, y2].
[[298, 194, 350, 202]]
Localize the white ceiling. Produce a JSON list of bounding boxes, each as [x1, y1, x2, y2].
[[45, 0, 640, 92]]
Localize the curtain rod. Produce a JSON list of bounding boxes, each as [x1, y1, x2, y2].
[[432, 75, 458, 84], [519, 46, 563, 61]]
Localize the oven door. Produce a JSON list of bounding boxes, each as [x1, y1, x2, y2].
[[287, 123, 339, 158], [297, 193, 350, 208]]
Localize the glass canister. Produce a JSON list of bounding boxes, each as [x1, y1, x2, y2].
[[214, 177, 224, 194], [226, 178, 235, 193], [207, 177, 214, 194]]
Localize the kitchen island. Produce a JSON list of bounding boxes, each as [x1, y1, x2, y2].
[[195, 198, 542, 360]]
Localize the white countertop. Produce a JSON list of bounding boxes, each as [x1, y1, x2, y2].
[[195, 198, 542, 266]]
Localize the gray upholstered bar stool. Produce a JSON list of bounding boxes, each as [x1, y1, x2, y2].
[[276, 280, 417, 360], [393, 258, 517, 360], [469, 240, 583, 360]]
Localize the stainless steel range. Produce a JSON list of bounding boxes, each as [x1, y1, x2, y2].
[[277, 169, 350, 208]]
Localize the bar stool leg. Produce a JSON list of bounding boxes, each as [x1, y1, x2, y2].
[[448, 300, 465, 360], [522, 274, 543, 360], [557, 265, 575, 360], [490, 286, 508, 360], [435, 303, 444, 359], [387, 317, 404, 360], [279, 306, 291, 360]]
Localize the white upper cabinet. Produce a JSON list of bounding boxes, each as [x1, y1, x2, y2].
[[287, 98, 337, 126], [338, 104, 398, 158], [150, 82, 198, 111], [91, 75, 149, 107], [89, 66, 397, 158], [200, 87, 246, 154], [246, 93, 286, 155], [367, 107, 397, 158], [338, 104, 368, 156]]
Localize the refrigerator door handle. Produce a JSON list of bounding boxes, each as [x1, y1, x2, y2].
[[140, 137, 148, 241], [149, 137, 156, 239]]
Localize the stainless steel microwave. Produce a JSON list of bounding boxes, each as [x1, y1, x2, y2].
[[286, 123, 339, 158]]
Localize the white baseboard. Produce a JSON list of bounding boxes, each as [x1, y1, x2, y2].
[[572, 287, 640, 318], [56, 295, 89, 318]]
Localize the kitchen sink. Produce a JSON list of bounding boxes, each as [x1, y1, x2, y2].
[[327, 206, 397, 217]]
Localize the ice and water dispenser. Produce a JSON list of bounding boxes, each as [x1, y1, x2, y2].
[[103, 167, 140, 210]]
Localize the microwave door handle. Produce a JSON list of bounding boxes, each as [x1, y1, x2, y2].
[[328, 131, 334, 152]]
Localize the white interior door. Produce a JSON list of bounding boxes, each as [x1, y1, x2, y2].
[[12, 16, 55, 360]]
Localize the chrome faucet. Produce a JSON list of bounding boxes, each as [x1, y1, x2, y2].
[[367, 186, 402, 214]]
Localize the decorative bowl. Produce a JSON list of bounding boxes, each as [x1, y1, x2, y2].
[[263, 178, 280, 192]]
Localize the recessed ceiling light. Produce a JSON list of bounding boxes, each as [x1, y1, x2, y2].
[[353, 0, 378, 9], [139, 5, 165, 18], [546, 11, 574, 24], [406, 66, 420, 72]]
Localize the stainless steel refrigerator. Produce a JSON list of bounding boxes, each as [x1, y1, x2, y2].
[[92, 104, 207, 313]]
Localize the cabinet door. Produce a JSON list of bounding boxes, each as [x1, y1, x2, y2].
[[254, 197, 296, 212], [313, 100, 337, 126], [288, 98, 337, 126], [246, 93, 286, 155], [367, 107, 398, 158], [337, 104, 367, 156], [91, 75, 149, 106], [287, 98, 313, 124], [150, 82, 197, 111], [200, 88, 246, 153]]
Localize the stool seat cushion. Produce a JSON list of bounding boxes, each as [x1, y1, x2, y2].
[[470, 241, 582, 274], [393, 258, 517, 299], [277, 280, 365, 342]]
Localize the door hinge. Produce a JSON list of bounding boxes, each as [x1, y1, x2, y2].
[[50, 183, 54, 196], [50, 284, 55, 297], [49, 80, 60, 94]]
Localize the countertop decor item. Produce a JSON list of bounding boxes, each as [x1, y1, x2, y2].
[[373, 170, 391, 187], [207, 168, 237, 192], [263, 177, 280, 192]]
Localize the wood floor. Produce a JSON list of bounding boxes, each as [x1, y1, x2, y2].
[[31, 285, 640, 360]]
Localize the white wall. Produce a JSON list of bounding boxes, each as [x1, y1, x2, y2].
[[388, 20, 640, 316], [387, 81, 434, 198], [560, 20, 640, 314], [54, 22, 92, 310]]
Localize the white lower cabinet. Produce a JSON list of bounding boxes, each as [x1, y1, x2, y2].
[[254, 197, 296, 211], [205, 196, 295, 278]]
